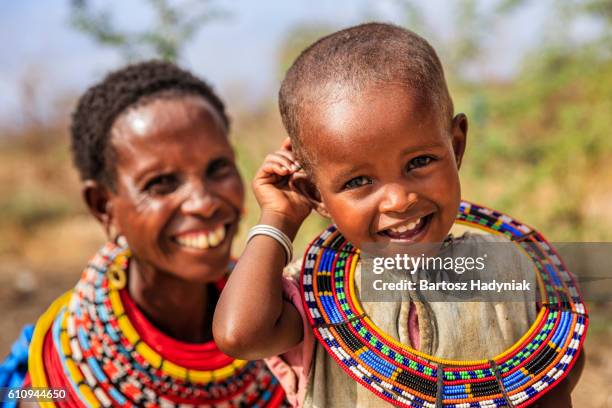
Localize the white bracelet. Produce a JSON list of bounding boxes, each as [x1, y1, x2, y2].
[[246, 225, 294, 266]]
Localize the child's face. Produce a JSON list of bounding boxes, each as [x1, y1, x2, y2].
[[301, 85, 466, 249], [107, 95, 244, 282]]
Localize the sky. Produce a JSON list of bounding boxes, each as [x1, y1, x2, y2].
[[0, 0, 559, 128]]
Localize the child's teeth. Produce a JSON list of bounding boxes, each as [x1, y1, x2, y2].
[[389, 217, 423, 234]]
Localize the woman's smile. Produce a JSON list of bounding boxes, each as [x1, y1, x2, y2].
[[172, 224, 227, 249]]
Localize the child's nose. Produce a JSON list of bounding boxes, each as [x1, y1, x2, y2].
[[379, 183, 418, 215], [181, 182, 220, 218]]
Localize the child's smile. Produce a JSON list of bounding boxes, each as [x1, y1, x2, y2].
[[301, 84, 467, 248], [377, 212, 433, 240]]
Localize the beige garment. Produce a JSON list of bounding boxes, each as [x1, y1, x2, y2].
[[303, 232, 537, 408]]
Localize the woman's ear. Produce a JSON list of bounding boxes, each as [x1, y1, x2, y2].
[[290, 171, 331, 219], [450, 113, 468, 169], [82, 180, 116, 240]]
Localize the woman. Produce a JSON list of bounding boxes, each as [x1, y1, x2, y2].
[[0, 61, 287, 408]]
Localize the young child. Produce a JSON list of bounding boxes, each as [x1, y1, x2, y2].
[[0, 61, 288, 407], [214, 23, 585, 407]]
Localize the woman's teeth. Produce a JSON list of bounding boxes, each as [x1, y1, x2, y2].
[[388, 217, 422, 234], [175, 225, 226, 249]]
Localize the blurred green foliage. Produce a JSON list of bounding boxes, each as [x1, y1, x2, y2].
[[70, 0, 227, 61], [458, 47, 612, 240], [1, 0, 611, 261], [381, 0, 612, 240]]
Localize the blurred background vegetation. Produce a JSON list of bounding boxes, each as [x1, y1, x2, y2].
[[1, 0, 611, 404]]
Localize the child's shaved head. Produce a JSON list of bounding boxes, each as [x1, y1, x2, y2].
[[279, 22, 453, 171]]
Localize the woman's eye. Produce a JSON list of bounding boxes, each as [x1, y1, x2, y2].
[[343, 176, 372, 190], [144, 174, 179, 195], [407, 156, 434, 171], [207, 158, 235, 178]]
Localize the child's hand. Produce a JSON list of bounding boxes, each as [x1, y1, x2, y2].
[[214, 137, 309, 359], [253, 138, 312, 229]]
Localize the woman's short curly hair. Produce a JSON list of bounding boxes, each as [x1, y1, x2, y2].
[[70, 60, 229, 189]]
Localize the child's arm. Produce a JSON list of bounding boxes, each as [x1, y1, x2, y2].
[[213, 138, 313, 360]]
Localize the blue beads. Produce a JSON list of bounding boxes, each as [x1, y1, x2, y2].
[[302, 203, 588, 408]]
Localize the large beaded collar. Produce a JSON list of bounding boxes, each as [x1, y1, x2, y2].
[[300, 201, 587, 407]]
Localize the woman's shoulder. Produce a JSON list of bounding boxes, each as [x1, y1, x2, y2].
[[0, 324, 34, 391]]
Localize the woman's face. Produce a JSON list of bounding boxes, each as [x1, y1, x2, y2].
[[107, 95, 244, 283]]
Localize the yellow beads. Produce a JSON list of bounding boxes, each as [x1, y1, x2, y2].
[[117, 315, 139, 344], [107, 286, 243, 384], [28, 290, 73, 408], [108, 252, 129, 289], [162, 360, 188, 378], [136, 341, 162, 368]]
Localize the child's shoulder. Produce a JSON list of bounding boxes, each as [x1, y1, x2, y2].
[[283, 259, 303, 282]]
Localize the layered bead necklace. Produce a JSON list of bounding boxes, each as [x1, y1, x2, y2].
[[300, 201, 587, 408], [29, 242, 288, 408]]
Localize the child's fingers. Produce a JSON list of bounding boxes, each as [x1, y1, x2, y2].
[[258, 164, 291, 184], [256, 154, 296, 185], [263, 152, 297, 172], [273, 149, 301, 170], [292, 168, 308, 178], [259, 161, 291, 177]]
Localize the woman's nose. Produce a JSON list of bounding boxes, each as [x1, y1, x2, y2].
[[379, 183, 418, 215], [181, 182, 219, 218]]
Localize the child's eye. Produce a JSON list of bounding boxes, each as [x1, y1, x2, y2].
[[343, 176, 372, 190], [407, 155, 434, 171], [143, 174, 179, 195], [207, 158, 235, 178]]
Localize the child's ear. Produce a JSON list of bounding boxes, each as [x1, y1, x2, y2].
[[450, 113, 468, 169], [82, 180, 116, 240], [290, 171, 331, 219]]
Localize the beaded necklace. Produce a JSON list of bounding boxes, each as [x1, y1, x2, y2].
[[300, 201, 587, 408], [29, 242, 288, 408]]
